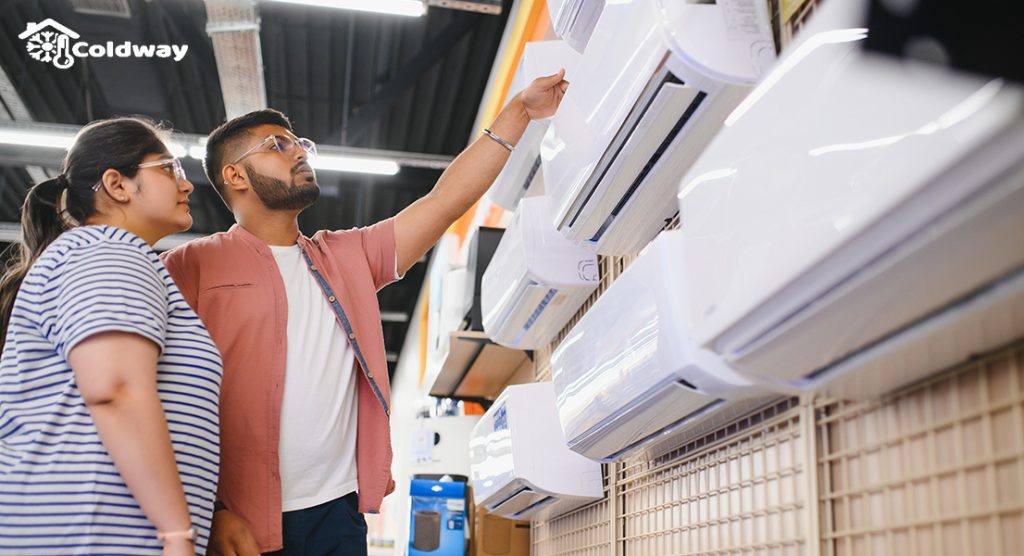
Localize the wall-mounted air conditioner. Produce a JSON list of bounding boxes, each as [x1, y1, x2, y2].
[[541, 0, 775, 256], [488, 40, 581, 211], [470, 382, 603, 520], [425, 235, 469, 383], [547, 0, 605, 54], [676, 0, 1024, 400], [462, 227, 504, 332], [550, 231, 774, 462], [482, 196, 599, 350]]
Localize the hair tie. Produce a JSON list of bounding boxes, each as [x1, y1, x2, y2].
[[54, 174, 78, 228]]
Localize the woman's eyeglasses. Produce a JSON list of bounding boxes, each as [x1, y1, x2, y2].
[[91, 157, 188, 191]]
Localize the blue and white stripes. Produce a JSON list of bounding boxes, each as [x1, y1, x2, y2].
[[0, 225, 222, 554]]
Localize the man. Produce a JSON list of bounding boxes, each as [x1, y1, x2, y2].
[[161, 69, 568, 555]]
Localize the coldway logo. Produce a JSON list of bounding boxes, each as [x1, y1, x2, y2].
[[19, 18, 189, 70]]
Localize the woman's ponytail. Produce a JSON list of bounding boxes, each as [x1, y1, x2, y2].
[[0, 176, 72, 346]]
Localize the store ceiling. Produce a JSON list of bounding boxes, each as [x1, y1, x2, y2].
[[0, 0, 512, 378]]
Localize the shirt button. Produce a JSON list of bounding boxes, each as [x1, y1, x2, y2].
[[348, 332, 356, 340], [328, 295, 336, 302]]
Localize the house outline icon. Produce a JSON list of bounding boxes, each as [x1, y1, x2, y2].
[[19, 18, 80, 40]]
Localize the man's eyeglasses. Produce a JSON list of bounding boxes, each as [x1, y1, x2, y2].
[[232, 134, 317, 165], [91, 157, 188, 191]]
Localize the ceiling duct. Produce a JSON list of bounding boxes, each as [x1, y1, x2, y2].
[[70, 0, 132, 19], [204, 0, 268, 119], [426, 0, 502, 15], [0, 66, 52, 184]]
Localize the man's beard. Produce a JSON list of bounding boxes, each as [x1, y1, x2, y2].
[[245, 162, 320, 210]]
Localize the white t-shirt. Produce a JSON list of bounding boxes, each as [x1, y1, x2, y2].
[[271, 244, 359, 512]]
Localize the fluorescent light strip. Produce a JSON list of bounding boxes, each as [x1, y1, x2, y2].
[[166, 141, 188, 158], [265, 0, 425, 17], [313, 155, 400, 175], [0, 130, 75, 149]]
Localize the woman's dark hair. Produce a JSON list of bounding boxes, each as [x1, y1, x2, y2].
[[0, 117, 169, 347]]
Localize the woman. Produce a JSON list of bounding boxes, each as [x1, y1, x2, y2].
[[0, 118, 221, 555]]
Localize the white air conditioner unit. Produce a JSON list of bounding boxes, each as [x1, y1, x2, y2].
[[541, 0, 775, 256], [547, 0, 604, 53], [676, 0, 1024, 400], [488, 40, 581, 211], [482, 196, 599, 349], [470, 382, 603, 520], [425, 235, 470, 385], [550, 231, 775, 462]]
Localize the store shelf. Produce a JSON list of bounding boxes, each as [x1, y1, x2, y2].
[[429, 330, 533, 404]]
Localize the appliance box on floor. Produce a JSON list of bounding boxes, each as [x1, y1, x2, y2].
[[409, 479, 467, 555], [469, 507, 529, 556]]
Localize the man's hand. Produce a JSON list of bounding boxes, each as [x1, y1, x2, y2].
[[208, 510, 260, 556], [520, 69, 570, 120], [385, 478, 396, 496]]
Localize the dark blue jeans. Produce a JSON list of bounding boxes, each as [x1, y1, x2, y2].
[[263, 492, 368, 556]]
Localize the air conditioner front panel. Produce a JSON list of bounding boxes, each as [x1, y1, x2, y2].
[[483, 197, 599, 349], [469, 427, 513, 507], [552, 232, 768, 460], [678, 33, 1024, 355], [737, 170, 1024, 391], [565, 376, 721, 461], [470, 383, 603, 514], [542, 0, 668, 233], [587, 80, 749, 256], [558, 76, 699, 242]]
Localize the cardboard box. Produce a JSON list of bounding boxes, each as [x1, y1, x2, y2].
[[469, 507, 530, 556]]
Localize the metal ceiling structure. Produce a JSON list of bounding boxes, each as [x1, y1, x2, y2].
[[0, 0, 512, 377]]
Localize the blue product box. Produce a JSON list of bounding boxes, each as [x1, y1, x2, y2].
[[409, 479, 466, 555]]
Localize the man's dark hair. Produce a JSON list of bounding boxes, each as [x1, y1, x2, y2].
[[204, 109, 294, 206]]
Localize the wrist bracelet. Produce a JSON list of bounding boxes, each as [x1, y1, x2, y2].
[[483, 128, 515, 152], [157, 527, 196, 544]]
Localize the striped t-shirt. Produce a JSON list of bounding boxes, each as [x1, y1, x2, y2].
[[0, 225, 222, 554]]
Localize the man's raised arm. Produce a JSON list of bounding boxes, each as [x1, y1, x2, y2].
[[394, 70, 569, 275]]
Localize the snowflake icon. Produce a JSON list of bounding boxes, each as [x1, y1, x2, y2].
[[26, 31, 59, 63]]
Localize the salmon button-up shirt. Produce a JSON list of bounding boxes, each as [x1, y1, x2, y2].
[[161, 220, 398, 552]]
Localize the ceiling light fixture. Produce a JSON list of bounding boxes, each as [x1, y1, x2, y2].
[[313, 155, 401, 176], [0, 130, 75, 149], [265, 0, 425, 17]]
